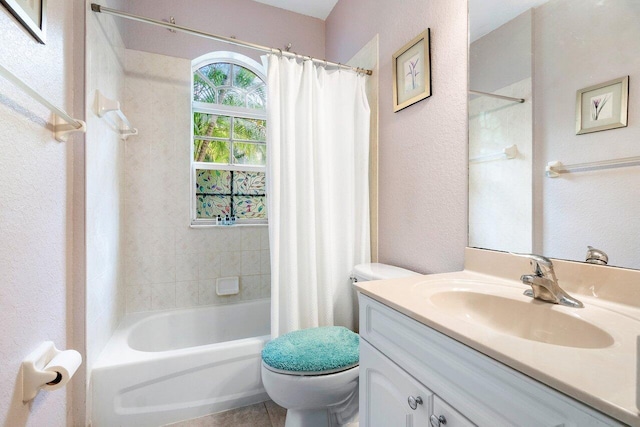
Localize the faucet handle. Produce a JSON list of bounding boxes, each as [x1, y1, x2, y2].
[[586, 246, 608, 265], [510, 252, 554, 268]]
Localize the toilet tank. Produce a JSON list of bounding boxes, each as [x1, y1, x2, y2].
[[351, 263, 420, 282]]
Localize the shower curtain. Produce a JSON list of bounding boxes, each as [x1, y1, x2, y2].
[[266, 54, 371, 337]]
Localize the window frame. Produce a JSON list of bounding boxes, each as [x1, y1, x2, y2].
[[190, 52, 267, 226]]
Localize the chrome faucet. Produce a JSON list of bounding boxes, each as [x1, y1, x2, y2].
[[516, 253, 584, 308]]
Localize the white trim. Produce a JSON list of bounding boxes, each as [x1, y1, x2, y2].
[[194, 162, 266, 172], [194, 136, 266, 145], [192, 51, 266, 81], [192, 102, 266, 120], [191, 219, 268, 227]]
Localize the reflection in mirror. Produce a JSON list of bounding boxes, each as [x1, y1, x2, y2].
[[468, 0, 640, 269]]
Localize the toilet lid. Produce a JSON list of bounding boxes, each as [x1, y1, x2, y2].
[[261, 326, 359, 376]]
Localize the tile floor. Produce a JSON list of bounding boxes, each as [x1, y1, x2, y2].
[[165, 401, 359, 427], [165, 401, 286, 427]]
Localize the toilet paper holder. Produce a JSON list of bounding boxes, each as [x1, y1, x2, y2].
[[21, 341, 82, 402]]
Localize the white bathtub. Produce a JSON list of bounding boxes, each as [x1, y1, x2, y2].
[[91, 299, 271, 427]]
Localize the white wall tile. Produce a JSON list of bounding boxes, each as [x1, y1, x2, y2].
[[199, 251, 221, 279], [176, 252, 198, 281], [176, 281, 199, 307], [241, 228, 261, 250], [149, 227, 176, 255], [242, 251, 261, 275], [125, 253, 152, 285], [220, 251, 242, 276], [123, 49, 270, 313], [151, 283, 176, 310], [126, 285, 152, 313], [218, 228, 242, 252], [241, 275, 261, 299], [148, 252, 176, 283], [261, 250, 271, 275], [176, 227, 201, 254], [198, 279, 217, 305], [200, 228, 223, 252], [260, 227, 270, 250]]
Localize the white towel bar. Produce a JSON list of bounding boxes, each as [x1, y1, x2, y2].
[[0, 63, 86, 142], [96, 90, 138, 140], [546, 156, 640, 178]]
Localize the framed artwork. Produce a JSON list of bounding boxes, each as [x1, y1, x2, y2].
[[392, 29, 431, 112], [576, 76, 628, 135], [0, 0, 46, 44]]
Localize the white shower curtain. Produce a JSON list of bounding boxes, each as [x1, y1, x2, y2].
[[266, 54, 371, 337]]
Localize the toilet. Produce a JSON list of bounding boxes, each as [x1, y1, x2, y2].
[[261, 263, 420, 427]]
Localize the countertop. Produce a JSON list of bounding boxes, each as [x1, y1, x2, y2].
[[355, 267, 640, 426]]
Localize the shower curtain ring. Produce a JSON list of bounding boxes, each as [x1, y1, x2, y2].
[[277, 48, 283, 57]]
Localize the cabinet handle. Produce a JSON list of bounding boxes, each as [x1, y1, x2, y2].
[[407, 395, 423, 410], [430, 414, 447, 427]]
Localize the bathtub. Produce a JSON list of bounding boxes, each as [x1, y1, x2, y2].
[[91, 299, 271, 427]]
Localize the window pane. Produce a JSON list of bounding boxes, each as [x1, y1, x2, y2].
[[199, 63, 231, 87], [233, 171, 265, 195], [233, 65, 261, 89], [193, 74, 218, 103], [193, 139, 230, 163], [218, 88, 245, 107], [247, 87, 266, 110], [234, 196, 267, 219], [233, 142, 266, 166], [196, 169, 231, 193], [194, 113, 231, 138], [233, 118, 266, 142], [193, 63, 265, 110], [197, 195, 231, 218]]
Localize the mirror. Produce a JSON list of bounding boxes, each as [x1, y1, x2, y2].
[[468, 0, 640, 270]]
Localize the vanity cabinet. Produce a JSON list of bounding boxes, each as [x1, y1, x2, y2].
[[361, 338, 473, 426], [358, 294, 623, 427]]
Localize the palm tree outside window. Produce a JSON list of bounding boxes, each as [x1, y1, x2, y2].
[[191, 52, 267, 224]]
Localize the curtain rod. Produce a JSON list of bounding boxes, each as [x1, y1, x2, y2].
[[90, 4, 372, 76], [469, 90, 525, 104]]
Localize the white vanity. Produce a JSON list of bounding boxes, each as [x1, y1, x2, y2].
[[355, 249, 640, 426]]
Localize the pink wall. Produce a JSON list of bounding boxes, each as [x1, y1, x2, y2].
[[326, 0, 469, 274], [120, 0, 326, 62], [0, 0, 78, 424]]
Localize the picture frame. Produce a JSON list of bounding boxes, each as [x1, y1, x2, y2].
[[0, 0, 46, 44], [392, 29, 431, 112], [575, 76, 628, 135]]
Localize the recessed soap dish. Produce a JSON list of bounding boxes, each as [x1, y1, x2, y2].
[[216, 277, 239, 296]]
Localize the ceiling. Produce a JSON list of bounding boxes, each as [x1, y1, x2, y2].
[[251, 0, 339, 20], [470, 0, 550, 41], [252, 0, 551, 33]]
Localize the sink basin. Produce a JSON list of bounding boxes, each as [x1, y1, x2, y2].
[[429, 290, 614, 349]]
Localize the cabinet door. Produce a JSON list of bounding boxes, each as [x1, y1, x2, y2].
[[360, 339, 433, 427], [431, 396, 476, 427]]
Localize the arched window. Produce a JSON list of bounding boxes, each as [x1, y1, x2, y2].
[[191, 52, 267, 224]]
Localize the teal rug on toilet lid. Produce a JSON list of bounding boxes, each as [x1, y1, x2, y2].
[[262, 326, 359, 375]]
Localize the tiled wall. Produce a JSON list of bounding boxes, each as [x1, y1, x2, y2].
[[468, 78, 532, 253], [85, 6, 126, 372], [123, 49, 270, 313]]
